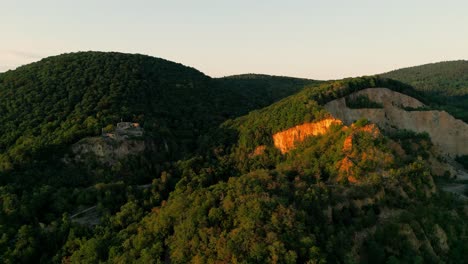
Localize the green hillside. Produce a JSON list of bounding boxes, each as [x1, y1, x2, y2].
[[0, 52, 315, 172], [380, 60, 468, 121], [214, 74, 317, 113], [0, 55, 467, 263], [0, 52, 319, 263], [68, 77, 466, 263]]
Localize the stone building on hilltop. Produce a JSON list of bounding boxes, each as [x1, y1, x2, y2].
[[102, 122, 143, 139]]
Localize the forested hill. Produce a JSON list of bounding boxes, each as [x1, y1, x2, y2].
[[0, 52, 317, 171], [56, 76, 466, 263], [381, 60, 468, 95], [213, 74, 318, 116], [380, 60, 468, 121], [0, 51, 209, 170], [0, 52, 319, 262], [1, 53, 467, 263]]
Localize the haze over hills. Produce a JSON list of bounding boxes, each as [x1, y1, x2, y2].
[[0, 52, 467, 263]]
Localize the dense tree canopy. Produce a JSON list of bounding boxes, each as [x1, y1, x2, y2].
[[0, 52, 318, 172], [0, 53, 467, 263]]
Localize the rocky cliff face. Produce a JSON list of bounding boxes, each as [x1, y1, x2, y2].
[[70, 137, 145, 165], [324, 88, 468, 156], [272, 118, 343, 153]]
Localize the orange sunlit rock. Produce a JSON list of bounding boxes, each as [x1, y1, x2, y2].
[[250, 145, 267, 157], [272, 118, 343, 153]]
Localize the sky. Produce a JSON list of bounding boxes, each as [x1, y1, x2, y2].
[[1, 0, 468, 80]]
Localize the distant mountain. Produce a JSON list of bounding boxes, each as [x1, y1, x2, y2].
[[380, 60, 468, 121]]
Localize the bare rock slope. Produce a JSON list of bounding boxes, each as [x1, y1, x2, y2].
[[324, 88, 468, 156], [70, 137, 145, 165], [272, 118, 342, 153]]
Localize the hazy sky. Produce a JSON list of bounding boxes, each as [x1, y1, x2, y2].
[[1, 0, 467, 79]]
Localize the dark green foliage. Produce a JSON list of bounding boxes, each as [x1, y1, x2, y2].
[[0, 52, 319, 263], [401, 105, 433, 111], [455, 155, 468, 170], [213, 74, 319, 117], [346, 95, 383, 109], [0, 51, 213, 169], [388, 129, 432, 160], [368, 193, 468, 263], [0, 52, 316, 172], [354, 118, 370, 127], [1, 54, 467, 263]]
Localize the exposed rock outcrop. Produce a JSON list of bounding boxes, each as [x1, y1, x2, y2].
[[70, 137, 145, 165], [250, 145, 266, 157], [342, 124, 380, 154], [325, 88, 468, 156], [272, 118, 343, 153], [337, 124, 393, 183], [271, 118, 392, 183]]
